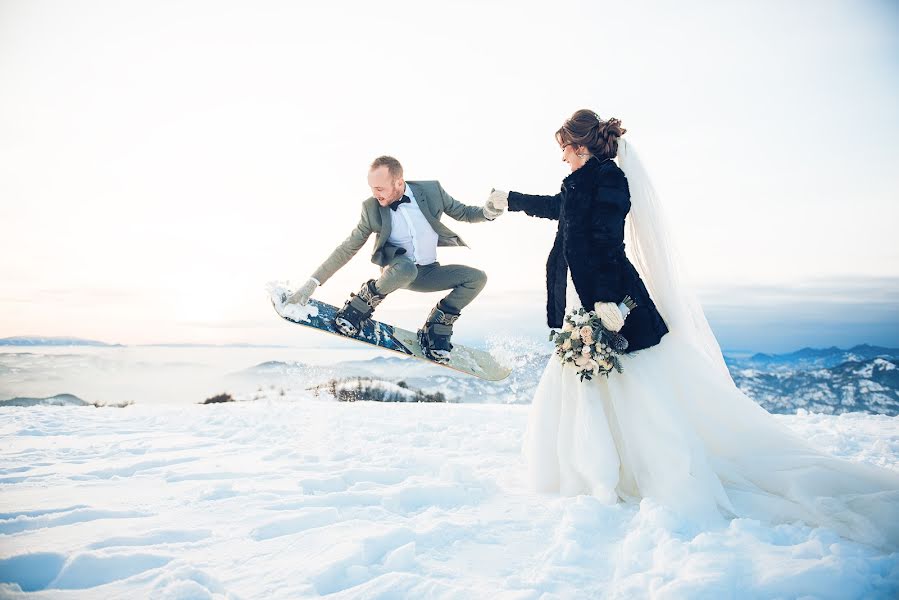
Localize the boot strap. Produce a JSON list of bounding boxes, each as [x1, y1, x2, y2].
[[349, 295, 374, 314], [429, 323, 453, 336]]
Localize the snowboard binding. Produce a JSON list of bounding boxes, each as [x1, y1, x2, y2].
[[418, 304, 460, 364], [334, 279, 385, 337]]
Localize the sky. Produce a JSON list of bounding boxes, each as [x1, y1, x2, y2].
[[1, 0, 897, 353]]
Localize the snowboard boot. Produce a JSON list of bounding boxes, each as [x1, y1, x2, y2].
[[334, 279, 386, 336], [418, 304, 460, 364]]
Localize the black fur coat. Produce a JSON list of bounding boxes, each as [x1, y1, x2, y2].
[[508, 155, 669, 353]]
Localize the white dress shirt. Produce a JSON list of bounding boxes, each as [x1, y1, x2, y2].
[[387, 184, 439, 265]]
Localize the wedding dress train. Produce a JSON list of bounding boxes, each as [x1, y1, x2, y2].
[[521, 270, 899, 551]]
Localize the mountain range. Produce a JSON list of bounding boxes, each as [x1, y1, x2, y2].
[[235, 345, 899, 416], [4, 338, 897, 416], [727, 346, 899, 415]]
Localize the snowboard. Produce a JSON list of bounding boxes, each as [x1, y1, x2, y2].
[[267, 283, 512, 381]]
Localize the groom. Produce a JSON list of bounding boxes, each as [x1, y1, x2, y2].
[[285, 155, 508, 362]]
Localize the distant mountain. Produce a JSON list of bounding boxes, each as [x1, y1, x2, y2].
[[727, 344, 899, 372], [335, 356, 448, 379], [0, 393, 131, 408], [232, 344, 899, 415], [0, 336, 123, 347], [0, 393, 92, 407], [729, 356, 899, 416], [228, 360, 338, 386]]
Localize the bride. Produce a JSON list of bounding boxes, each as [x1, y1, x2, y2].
[[487, 109, 899, 551]]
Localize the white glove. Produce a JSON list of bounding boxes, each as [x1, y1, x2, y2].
[[594, 301, 626, 332], [286, 277, 319, 306], [483, 189, 509, 220]]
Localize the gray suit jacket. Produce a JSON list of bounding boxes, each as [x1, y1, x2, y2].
[[311, 180, 488, 285]]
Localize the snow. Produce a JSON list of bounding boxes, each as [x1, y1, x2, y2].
[[855, 363, 876, 378], [333, 379, 420, 402], [1, 396, 898, 599], [852, 359, 895, 378], [267, 281, 318, 323], [874, 358, 897, 371]]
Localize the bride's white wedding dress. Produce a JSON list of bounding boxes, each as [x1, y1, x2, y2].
[[519, 138, 899, 552], [522, 269, 899, 550]]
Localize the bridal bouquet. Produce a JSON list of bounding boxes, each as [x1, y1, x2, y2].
[[549, 297, 636, 381]]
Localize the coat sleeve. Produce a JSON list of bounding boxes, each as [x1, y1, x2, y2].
[[311, 206, 373, 285], [566, 169, 631, 304], [507, 190, 561, 220], [437, 182, 489, 223]]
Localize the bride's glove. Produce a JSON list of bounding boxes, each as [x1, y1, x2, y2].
[[483, 189, 509, 220], [286, 277, 319, 306], [594, 301, 629, 332]]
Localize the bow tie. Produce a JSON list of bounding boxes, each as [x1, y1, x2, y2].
[[389, 195, 412, 211]]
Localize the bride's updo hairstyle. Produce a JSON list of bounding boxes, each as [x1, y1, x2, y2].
[[555, 109, 627, 159]]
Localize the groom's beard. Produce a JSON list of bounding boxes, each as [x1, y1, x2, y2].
[[378, 186, 404, 207]]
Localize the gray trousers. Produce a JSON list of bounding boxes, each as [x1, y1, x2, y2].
[[373, 255, 487, 315]]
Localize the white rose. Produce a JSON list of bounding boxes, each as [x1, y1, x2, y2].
[[581, 345, 591, 356], [570, 328, 581, 341], [562, 320, 574, 332], [562, 339, 572, 351], [580, 326, 594, 345]]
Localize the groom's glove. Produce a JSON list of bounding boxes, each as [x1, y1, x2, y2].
[[286, 277, 319, 306], [594, 301, 629, 332], [483, 189, 509, 220]]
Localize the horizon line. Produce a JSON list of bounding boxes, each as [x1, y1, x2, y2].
[[1, 336, 897, 357]]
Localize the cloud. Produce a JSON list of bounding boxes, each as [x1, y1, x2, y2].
[[695, 276, 899, 307]]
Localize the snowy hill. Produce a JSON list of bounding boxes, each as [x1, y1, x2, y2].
[[238, 360, 335, 379], [0, 397, 896, 598], [229, 347, 899, 416], [3, 343, 896, 414], [309, 378, 448, 403], [0, 393, 132, 408], [232, 353, 549, 405], [0, 393, 92, 407], [334, 356, 448, 379]]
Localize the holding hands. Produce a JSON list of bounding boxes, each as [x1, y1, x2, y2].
[[483, 189, 509, 220]]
